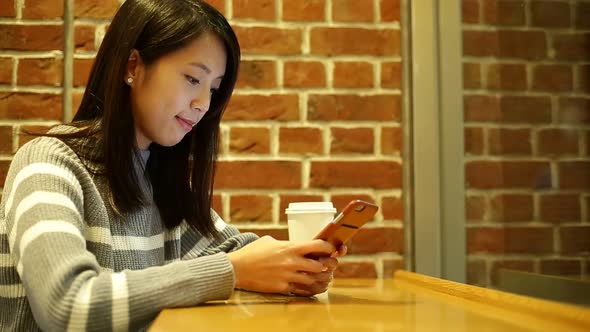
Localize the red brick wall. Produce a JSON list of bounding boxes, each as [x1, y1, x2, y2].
[[0, 0, 403, 278], [462, 0, 590, 287]]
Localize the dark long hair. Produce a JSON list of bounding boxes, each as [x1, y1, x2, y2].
[[38, 0, 240, 237]]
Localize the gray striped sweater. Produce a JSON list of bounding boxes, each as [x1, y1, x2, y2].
[[0, 136, 258, 331]]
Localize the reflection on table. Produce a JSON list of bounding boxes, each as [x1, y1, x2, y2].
[[149, 271, 590, 332]]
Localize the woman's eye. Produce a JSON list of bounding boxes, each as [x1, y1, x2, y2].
[[185, 75, 199, 85]]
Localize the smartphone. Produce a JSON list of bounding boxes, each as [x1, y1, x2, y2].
[[313, 200, 379, 247]]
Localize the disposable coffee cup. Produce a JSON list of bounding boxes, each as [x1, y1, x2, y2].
[[285, 201, 336, 300], [285, 202, 336, 242]]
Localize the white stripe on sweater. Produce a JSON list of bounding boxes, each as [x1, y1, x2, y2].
[[67, 278, 95, 332], [0, 253, 14, 268], [85, 226, 113, 245], [111, 273, 129, 332], [112, 233, 164, 252], [5, 163, 82, 218], [16, 220, 84, 275], [9, 191, 81, 252], [0, 283, 26, 299]]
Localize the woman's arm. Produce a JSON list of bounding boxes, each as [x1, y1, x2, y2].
[[2, 139, 236, 331]]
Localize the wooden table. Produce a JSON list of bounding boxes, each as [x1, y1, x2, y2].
[[149, 271, 590, 331]]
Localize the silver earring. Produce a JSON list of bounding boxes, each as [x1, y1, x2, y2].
[[126, 77, 133, 85]]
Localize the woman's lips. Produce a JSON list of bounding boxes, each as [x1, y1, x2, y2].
[[175, 116, 194, 131]]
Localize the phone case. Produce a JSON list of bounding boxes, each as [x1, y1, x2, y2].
[[313, 200, 379, 246]]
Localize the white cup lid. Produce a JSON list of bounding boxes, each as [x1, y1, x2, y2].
[[285, 202, 336, 214]]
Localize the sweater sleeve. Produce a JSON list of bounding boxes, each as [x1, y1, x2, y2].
[[2, 139, 237, 331], [179, 210, 260, 260]]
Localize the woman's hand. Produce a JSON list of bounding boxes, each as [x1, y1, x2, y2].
[[227, 236, 340, 295]]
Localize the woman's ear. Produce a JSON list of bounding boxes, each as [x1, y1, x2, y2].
[[125, 49, 141, 85]]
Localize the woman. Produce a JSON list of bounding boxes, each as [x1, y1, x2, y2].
[[0, 0, 343, 330]]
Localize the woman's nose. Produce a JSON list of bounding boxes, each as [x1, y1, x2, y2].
[[191, 88, 211, 112]]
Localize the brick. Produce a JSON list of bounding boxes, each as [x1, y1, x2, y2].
[[74, 25, 95, 52], [0, 126, 13, 154], [489, 128, 531, 155], [467, 259, 487, 286], [0, 24, 63, 51], [463, 30, 498, 56], [0, 160, 10, 187], [538, 129, 579, 156], [466, 161, 551, 189], [205, 0, 225, 14], [463, 62, 481, 89], [532, 64, 573, 92], [229, 195, 272, 222], [348, 227, 403, 254], [381, 196, 403, 220], [224, 94, 299, 121], [212, 194, 223, 219], [463, 95, 500, 122], [284, 61, 325, 88], [540, 259, 582, 276], [310, 28, 400, 56], [499, 96, 552, 123], [0, 0, 15, 17], [540, 194, 581, 223], [75, 0, 120, 18], [232, 0, 275, 20], [308, 94, 401, 121], [215, 161, 301, 189], [462, 0, 479, 23], [483, 0, 525, 26], [17, 58, 63, 86], [575, 2, 590, 29], [279, 194, 324, 222], [498, 30, 547, 60], [330, 127, 374, 154], [491, 259, 534, 286], [465, 95, 552, 124], [383, 258, 404, 278], [531, 1, 571, 28], [558, 98, 590, 124], [279, 127, 323, 155], [466, 195, 486, 222], [464, 127, 484, 155], [0, 58, 12, 84], [381, 61, 401, 89], [553, 33, 590, 61], [334, 262, 377, 278], [333, 0, 374, 22], [380, 0, 400, 22], [282, 0, 325, 21], [229, 127, 270, 154], [72, 92, 83, 115], [559, 162, 590, 190], [332, 195, 374, 213], [333, 61, 373, 88], [560, 226, 590, 254], [487, 63, 527, 91], [73, 57, 94, 87], [468, 227, 553, 254], [0, 93, 62, 120], [236, 60, 276, 89], [381, 126, 402, 155], [490, 194, 533, 222], [310, 161, 401, 188], [22, 0, 64, 19], [18, 125, 52, 148], [579, 65, 590, 93], [234, 26, 302, 55]]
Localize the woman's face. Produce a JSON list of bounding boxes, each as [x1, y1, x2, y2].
[[126, 32, 227, 150]]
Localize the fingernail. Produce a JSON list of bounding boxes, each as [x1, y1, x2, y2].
[[322, 266, 329, 272]]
